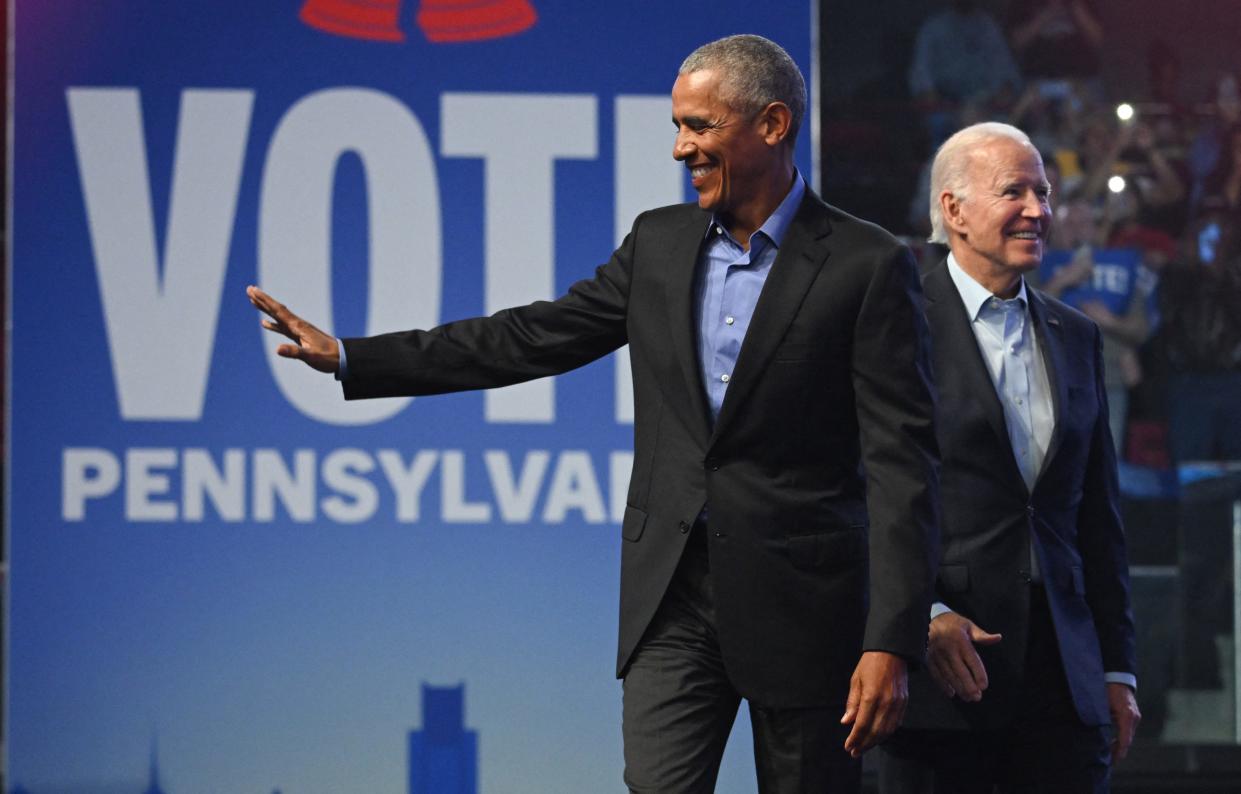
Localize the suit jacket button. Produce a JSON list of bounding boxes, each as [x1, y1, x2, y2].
[[1019, 569, 1031, 583], [705, 458, 719, 471], [1026, 505, 1035, 517], [679, 521, 690, 534]]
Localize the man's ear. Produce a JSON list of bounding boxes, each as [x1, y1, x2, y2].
[[941, 191, 966, 235], [757, 102, 793, 146]]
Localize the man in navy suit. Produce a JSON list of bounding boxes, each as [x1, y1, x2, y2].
[[878, 122, 1140, 793], [250, 35, 941, 792]]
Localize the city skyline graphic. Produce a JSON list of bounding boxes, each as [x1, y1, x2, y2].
[[8, 684, 478, 794]]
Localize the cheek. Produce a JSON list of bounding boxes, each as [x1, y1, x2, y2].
[[980, 216, 1008, 244]]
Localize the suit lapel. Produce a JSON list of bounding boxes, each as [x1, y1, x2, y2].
[[923, 262, 1028, 493], [1028, 290, 1067, 482], [709, 194, 831, 443], [663, 209, 714, 442]]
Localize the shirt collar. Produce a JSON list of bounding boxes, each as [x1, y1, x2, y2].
[[704, 170, 805, 248], [946, 252, 1028, 322]]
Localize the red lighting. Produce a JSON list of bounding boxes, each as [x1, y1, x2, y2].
[[299, 0, 406, 43], [416, 0, 536, 43]]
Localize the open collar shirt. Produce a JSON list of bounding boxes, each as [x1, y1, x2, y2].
[[694, 173, 805, 420]]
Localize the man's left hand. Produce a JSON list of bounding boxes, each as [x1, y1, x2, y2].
[[1107, 682, 1141, 761], [840, 651, 908, 757]]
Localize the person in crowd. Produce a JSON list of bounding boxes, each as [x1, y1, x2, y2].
[[1006, 0, 1104, 85], [1150, 209, 1241, 691], [1037, 197, 1150, 451], [909, 0, 1022, 108], [1196, 122, 1241, 223], [908, 0, 1022, 147], [1156, 209, 1241, 463], [1188, 73, 1241, 212], [249, 34, 941, 793], [1079, 115, 1188, 241], [1007, 80, 1093, 160], [878, 122, 1139, 794]]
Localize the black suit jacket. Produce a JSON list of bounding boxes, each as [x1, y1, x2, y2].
[[341, 191, 941, 707], [902, 260, 1136, 729]]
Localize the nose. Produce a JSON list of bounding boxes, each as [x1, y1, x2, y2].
[[673, 129, 694, 161], [1022, 190, 1049, 219]]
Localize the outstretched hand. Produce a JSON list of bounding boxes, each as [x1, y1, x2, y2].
[[840, 651, 908, 758], [247, 286, 340, 374], [926, 611, 1002, 702]]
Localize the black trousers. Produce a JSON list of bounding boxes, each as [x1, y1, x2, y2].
[[877, 587, 1110, 794], [622, 526, 861, 793]]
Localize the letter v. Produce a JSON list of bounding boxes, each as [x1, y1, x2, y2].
[[67, 88, 253, 419]]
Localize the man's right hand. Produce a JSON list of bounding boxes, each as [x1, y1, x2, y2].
[[247, 286, 340, 374], [926, 612, 1002, 702]]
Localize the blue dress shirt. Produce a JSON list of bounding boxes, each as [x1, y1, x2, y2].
[[947, 254, 1054, 500], [694, 175, 805, 419]]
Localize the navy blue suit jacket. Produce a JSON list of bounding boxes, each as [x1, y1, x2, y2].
[[903, 260, 1136, 729]]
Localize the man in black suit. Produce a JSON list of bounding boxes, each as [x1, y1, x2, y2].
[[249, 34, 940, 792], [878, 122, 1140, 793]]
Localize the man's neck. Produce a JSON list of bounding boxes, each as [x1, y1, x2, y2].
[[949, 248, 1023, 299], [719, 165, 797, 250]]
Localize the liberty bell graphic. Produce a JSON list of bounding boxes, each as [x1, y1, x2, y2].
[[299, 0, 537, 43]]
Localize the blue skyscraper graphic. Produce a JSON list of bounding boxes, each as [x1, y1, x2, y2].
[[408, 683, 477, 794], [143, 736, 167, 794]]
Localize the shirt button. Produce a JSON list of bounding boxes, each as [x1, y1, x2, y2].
[[725, 316, 735, 325], [1016, 398, 1023, 405], [720, 374, 730, 383]]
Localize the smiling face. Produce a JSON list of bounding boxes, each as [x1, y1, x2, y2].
[[671, 69, 785, 237], [942, 137, 1052, 295]]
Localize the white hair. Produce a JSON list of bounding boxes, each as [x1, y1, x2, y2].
[[928, 122, 1036, 244]]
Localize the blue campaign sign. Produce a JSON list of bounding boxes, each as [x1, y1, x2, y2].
[[1038, 247, 1142, 316], [9, 2, 815, 792]]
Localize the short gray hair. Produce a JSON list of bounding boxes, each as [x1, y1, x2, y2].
[[928, 122, 1036, 244], [680, 34, 806, 147]]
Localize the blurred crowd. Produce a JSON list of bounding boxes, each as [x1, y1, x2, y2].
[[901, 0, 1241, 470]]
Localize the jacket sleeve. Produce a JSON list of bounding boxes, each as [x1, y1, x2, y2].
[[1077, 324, 1138, 676], [340, 218, 637, 400], [852, 243, 942, 664]]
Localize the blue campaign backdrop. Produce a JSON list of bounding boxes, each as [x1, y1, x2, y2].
[[8, 2, 816, 792]]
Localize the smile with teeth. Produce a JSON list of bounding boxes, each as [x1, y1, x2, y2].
[[690, 164, 716, 180], [1009, 231, 1041, 240]]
